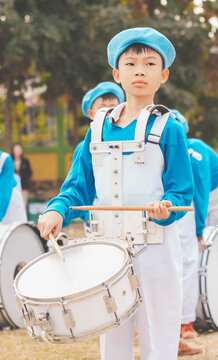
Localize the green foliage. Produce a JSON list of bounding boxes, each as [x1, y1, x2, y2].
[[0, 0, 217, 148]]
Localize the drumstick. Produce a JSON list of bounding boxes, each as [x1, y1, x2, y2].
[[69, 205, 193, 212], [49, 233, 65, 262]]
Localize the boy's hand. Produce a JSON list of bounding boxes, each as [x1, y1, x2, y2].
[[38, 211, 63, 240], [147, 200, 172, 220], [198, 236, 206, 253]]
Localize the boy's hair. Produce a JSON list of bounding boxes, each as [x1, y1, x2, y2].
[[118, 42, 164, 69], [98, 92, 119, 102]]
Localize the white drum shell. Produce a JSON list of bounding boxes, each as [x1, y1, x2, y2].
[[0, 223, 45, 328], [15, 241, 140, 343], [196, 227, 218, 330]]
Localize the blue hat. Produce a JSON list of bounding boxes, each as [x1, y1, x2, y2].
[[171, 109, 189, 133], [81, 81, 125, 117], [107, 27, 176, 69]]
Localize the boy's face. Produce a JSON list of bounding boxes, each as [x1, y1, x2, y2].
[[112, 48, 169, 101], [87, 96, 119, 120]]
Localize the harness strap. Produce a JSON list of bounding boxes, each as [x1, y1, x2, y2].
[[91, 107, 113, 143]]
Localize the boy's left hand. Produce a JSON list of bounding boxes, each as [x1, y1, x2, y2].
[[147, 200, 172, 220]]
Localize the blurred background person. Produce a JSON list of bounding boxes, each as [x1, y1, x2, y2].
[[11, 143, 32, 211], [0, 150, 27, 224]]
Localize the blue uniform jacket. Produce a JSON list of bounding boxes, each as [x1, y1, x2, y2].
[[46, 113, 194, 228]]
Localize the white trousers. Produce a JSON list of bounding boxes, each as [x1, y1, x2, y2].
[[181, 234, 199, 324], [207, 187, 218, 227], [100, 225, 183, 360]]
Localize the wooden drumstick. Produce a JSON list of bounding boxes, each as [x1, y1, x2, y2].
[[69, 205, 193, 212], [49, 233, 65, 262]]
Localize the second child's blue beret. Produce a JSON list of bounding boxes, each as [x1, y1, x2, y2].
[[107, 27, 176, 69], [82, 81, 125, 117]]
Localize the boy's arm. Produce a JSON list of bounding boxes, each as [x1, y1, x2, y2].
[[0, 156, 15, 221], [39, 128, 96, 238], [152, 122, 194, 226], [191, 147, 210, 237]]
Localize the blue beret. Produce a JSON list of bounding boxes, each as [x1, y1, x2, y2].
[[107, 27, 176, 69], [171, 109, 189, 133], [82, 81, 125, 117]]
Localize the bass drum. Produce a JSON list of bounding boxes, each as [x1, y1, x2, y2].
[[196, 226, 218, 330], [0, 223, 46, 329]]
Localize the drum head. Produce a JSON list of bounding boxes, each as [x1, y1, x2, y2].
[[0, 223, 45, 328], [205, 228, 218, 326], [16, 242, 128, 300]]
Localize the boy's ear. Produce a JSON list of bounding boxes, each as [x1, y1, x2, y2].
[[161, 69, 169, 84], [112, 68, 121, 84], [87, 108, 94, 120]]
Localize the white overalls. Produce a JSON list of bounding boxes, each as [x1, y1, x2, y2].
[[177, 150, 202, 324], [89, 104, 183, 360], [207, 187, 218, 227], [0, 152, 27, 224]]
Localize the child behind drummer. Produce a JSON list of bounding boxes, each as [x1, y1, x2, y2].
[[172, 110, 218, 355], [62, 82, 125, 226], [38, 27, 194, 360], [72, 81, 125, 161]]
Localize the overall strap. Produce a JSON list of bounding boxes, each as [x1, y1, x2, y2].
[[91, 107, 114, 143], [147, 105, 173, 144], [188, 148, 202, 161], [134, 104, 171, 142], [0, 152, 9, 174]]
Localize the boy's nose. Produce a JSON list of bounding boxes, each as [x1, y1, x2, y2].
[[134, 68, 145, 76]]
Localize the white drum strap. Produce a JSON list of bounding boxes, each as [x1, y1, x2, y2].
[[0, 152, 9, 174], [188, 148, 202, 161], [147, 112, 170, 144], [91, 107, 114, 143]]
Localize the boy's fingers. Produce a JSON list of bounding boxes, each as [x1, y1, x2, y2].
[[161, 200, 172, 208]]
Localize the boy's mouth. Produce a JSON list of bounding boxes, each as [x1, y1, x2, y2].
[[132, 80, 147, 86]]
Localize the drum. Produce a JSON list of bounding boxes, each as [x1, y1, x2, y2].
[[14, 240, 141, 343], [0, 223, 46, 329], [196, 226, 218, 330]]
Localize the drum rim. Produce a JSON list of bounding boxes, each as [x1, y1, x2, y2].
[[14, 240, 130, 303], [198, 227, 218, 329]]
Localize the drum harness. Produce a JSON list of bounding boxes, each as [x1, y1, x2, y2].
[[88, 104, 174, 257]]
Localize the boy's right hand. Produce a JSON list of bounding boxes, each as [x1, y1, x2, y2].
[[38, 211, 63, 240]]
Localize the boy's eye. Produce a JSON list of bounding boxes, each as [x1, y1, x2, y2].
[[126, 62, 134, 66], [147, 62, 155, 66]]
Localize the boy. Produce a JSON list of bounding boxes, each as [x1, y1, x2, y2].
[[0, 150, 27, 224], [172, 110, 218, 355], [38, 28, 193, 359]]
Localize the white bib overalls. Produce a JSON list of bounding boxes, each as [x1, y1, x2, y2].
[[177, 149, 202, 325], [0, 152, 27, 225], [90, 105, 182, 360]]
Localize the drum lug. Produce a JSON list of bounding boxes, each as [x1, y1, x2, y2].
[[23, 308, 37, 327], [103, 285, 120, 325], [103, 295, 118, 314], [62, 309, 76, 329], [128, 274, 140, 292]]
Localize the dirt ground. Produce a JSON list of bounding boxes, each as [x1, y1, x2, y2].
[[1, 224, 217, 359], [0, 327, 218, 360]]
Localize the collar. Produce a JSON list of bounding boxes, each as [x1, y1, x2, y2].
[[108, 102, 155, 123], [109, 102, 126, 123]]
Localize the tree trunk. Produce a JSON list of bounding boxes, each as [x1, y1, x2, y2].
[[4, 78, 13, 153], [71, 94, 79, 147]]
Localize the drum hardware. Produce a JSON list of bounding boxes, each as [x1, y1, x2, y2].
[[195, 226, 218, 331], [103, 284, 120, 326], [125, 232, 147, 258]]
